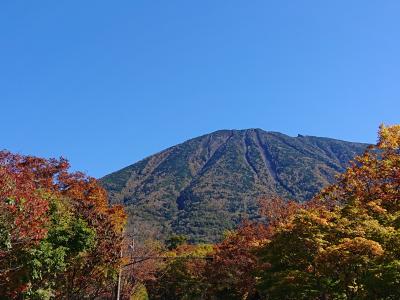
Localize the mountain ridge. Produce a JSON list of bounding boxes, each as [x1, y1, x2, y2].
[[101, 129, 369, 242]]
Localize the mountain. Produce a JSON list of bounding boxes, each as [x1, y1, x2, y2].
[[100, 129, 368, 243]]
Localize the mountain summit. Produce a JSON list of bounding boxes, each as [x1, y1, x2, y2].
[[101, 129, 368, 242]]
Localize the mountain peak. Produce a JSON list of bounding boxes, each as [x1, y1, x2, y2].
[[101, 129, 368, 242]]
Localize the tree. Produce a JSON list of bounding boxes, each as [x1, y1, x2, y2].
[[166, 235, 188, 250], [256, 124, 400, 299], [0, 151, 126, 298], [0, 152, 65, 297], [146, 243, 213, 300], [119, 238, 163, 299], [203, 221, 271, 300]]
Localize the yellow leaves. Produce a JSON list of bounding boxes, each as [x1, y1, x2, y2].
[[316, 124, 400, 217], [340, 237, 384, 257], [378, 124, 400, 150], [255, 125, 400, 298], [366, 200, 387, 215], [108, 204, 127, 233], [307, 212, 330, 227], [249, 238, 269, 248], [315, 237, 384, 278], [291, 208, 334, 230]]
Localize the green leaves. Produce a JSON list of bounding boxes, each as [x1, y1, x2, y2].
[[0, 151, 126, 298], [29, 241, 68, 281], [255, 125, 400, 299], [166, 234, 188, 250]]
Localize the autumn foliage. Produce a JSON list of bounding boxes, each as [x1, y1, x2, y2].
[[0, 152, 126, 298], [2, 124, 400, 299], [144, 124, 400, 299]]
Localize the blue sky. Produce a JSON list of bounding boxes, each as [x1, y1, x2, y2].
[[1, 1, 399, 177]]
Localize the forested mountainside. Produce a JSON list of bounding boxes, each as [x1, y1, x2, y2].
[[101, 129, 368, 242]]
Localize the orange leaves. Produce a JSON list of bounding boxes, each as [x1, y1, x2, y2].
[[203, 221, 271, 298], [316, 237, 384, 267], [0, 150, 127, 298], [0, 151, 59, 296], [254, 125, 400, 299], [378, 124, 400, 150], [315, 237, 385, 288], [366, 200, 387, 215], [258, 196, 301, 229], [146, 125, 400, 299], [0, 152, 52, 247], [108, 204, 127, 233], [316, 125, 400, 216]]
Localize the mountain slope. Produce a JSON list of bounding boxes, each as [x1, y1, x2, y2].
[[101, 129, 368, 242]]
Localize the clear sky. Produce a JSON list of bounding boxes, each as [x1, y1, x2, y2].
[[1, 1, 399, 178]]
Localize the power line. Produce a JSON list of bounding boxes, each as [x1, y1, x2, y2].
[[123, 255, 213, 267]]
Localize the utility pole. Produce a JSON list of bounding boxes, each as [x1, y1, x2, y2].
[[116, 234, 136, 300], [129, 237, 135, 284], [116, 247, 122, 300], [115, 228, 126, 300]]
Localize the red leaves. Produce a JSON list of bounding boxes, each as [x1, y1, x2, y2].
[[0, 152, 52, 248], [0, 151, 57, 296], [0, 150, 127, 298], [259, 196, 301, 229], [203, 221, 271, 298]]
